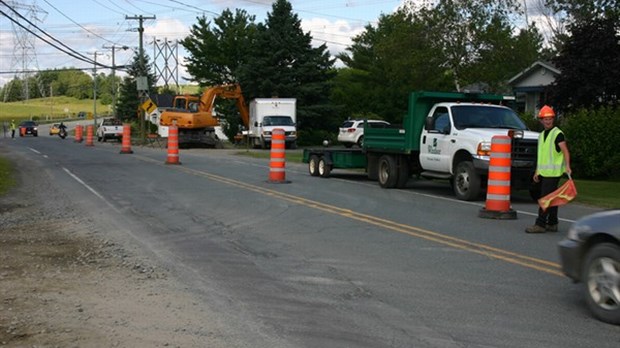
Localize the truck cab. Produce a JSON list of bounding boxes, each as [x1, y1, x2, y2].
[[248, 98, 297, 149]]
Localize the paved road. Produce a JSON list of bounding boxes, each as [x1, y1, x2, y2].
[[2, 134, 618, 347]]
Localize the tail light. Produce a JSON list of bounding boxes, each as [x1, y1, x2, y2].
[[347, 128, 356, 133]]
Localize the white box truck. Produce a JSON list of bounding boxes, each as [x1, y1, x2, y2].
[[248, 98, 297, 149]]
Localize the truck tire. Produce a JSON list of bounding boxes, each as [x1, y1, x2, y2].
[[318, 158, 331, 178], [378, 155, 398, 188], [308, 155, 320, 176], [453, 161, 481, 201]]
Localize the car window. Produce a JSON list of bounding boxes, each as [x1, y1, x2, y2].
[[341, 121, 355, 128]]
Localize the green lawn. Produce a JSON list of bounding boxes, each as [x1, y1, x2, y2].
[[0, 96, 110, 123], [0, 157, 15, 195]]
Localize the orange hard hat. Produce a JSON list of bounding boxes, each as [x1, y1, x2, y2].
[[538, 105, 555, 118]]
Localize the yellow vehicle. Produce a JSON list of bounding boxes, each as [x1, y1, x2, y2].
[[160, 84, 249, 147], [49, 123, 60, 136]]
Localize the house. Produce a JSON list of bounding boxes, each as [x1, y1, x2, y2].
[[508, 61, 560, 116]]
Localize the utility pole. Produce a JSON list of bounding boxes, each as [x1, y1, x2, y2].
[[126, 14, 156, 144], [92, 51, 100, 127], [102, 44, 129, 118]]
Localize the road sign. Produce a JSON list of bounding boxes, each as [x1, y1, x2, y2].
[[141, 99, 157, 114]]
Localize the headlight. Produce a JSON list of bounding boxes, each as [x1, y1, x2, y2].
[[567, 223, 591, 241], [477, 141, 491, 156]]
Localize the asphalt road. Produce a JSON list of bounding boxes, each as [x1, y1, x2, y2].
[[2, 127, 618, 347]]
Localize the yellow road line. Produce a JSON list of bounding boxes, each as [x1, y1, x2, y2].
[[137, 155, 564, 277]]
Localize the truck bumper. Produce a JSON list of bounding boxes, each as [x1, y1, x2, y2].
[[473, 157, 534, 190]]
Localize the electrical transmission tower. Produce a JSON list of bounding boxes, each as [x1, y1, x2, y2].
[[152, 37, 179, 92], [3, 0, 48, 102]]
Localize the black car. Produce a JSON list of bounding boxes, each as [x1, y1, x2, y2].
[[558, 209, 620, 325], [18, 120, 38, 137]]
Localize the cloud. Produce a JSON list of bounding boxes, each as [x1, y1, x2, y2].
[[301, 17, 366, 66]]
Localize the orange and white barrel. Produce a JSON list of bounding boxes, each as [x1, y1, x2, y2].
[[479, 135, 516, 219]]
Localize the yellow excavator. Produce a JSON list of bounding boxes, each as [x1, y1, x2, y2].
[[160, 84, 249, 148]]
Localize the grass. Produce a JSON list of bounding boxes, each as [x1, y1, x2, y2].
[[571, 179, 620, 208], [0, 156, 16, 195], [0, 96, 110, 123]]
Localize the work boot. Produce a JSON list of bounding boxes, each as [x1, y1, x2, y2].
[[525, 225, 546, 233], [546, 224, 558, 232]]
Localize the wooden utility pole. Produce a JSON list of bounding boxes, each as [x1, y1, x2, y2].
[[126, 14, 156, 144]]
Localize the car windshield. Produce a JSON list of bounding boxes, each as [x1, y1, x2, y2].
[[452, 105, 527, 130], [21, 121, 37, 126], [263, 116, 294, 126], [341, 121, 355, 128]]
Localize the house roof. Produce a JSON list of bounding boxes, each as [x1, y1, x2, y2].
[[508, 61, 561, 86]]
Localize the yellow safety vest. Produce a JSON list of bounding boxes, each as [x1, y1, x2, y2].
[[537, 127, 565, 177]]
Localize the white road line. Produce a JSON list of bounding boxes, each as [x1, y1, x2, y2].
[[61, 167, 119, 213]]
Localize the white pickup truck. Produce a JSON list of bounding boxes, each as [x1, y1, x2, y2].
[[96, 118, 124, 142]]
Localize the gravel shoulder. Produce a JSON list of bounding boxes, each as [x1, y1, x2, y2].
[[0, 149, 230, 347]]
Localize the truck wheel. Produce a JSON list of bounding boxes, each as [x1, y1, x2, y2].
[[583, 243, 620, 325], [453, 161, 481, 201], [308, 155, 320, 176], [378, 155, 398, 188], [318, 158, 331, 178]]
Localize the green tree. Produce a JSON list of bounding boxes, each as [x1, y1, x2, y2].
[[239, 0, 336, 134], [116, 53, 157, 120], [336, 10, 451, 123], [549, 16, 620, 111], [182, 9, 258, 86], [416, 0, 522, 91]]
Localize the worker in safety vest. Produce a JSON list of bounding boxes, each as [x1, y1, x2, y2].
[[10, 119, 16, 139], [525, 105, 572, 234]]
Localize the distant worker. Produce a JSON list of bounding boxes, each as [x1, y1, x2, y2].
[[525, 105, 572, 234], [10, 119, 16, 139], [59, 122, 67, 130]]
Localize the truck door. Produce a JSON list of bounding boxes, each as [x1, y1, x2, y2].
[[419, 106, 453, 172]]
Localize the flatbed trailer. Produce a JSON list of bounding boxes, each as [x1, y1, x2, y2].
[[302, 148, 367, 177]]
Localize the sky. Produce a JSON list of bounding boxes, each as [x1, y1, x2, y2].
[[0, 0, 408, 88], [1, 0, 545, 90]]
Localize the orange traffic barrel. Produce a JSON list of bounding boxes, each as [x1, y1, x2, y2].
[[74, 125, 83, 143], [20, 126, 25, 136], [119, 123, 133, 154], [165, 123, 181, 165], [479, 135, 517, 219], [268, 128, 290, 183], [85, 125, 94, 147]]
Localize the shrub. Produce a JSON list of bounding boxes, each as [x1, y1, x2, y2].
[[562, 107, 620, 179]]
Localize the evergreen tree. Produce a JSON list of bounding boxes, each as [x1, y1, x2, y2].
[[239, 0, 336, 133], [115, 53, 157, 120], [549, 16, 620, 111]]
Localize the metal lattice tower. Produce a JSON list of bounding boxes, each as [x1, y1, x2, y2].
[[3, 0, 48, 102], [152, 37, 179, 92]]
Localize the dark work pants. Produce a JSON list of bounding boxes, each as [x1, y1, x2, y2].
[[535, 176, 561, 227]]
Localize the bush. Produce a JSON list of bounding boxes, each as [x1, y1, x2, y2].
[[562, 107, 620, 179]]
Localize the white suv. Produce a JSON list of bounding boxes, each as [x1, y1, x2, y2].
[[337, 119, 390, 148]]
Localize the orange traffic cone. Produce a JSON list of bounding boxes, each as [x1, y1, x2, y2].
[[74, 125, 83, 143], [479, 135, 516, 219], [165, 123, 180, 165], [119, 123, 133, 154], [85, 125, 94, 147], [268, 128, 290, 183]]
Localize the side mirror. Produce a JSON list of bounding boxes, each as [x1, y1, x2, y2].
[[424, 118, 434, 131]]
